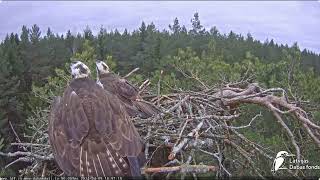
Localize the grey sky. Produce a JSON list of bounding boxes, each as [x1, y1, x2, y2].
[[0, 1, 319, 53]]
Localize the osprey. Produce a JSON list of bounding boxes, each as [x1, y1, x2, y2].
[[48, 61, 143, 176], [96, 60, 159, 119]]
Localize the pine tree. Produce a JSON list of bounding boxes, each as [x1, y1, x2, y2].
[[19, 26, 32, 92], [65, 30, 75, 54], [169, 17, 181, 34], [84, 26, 94, 42], [46, 27, 54, 40], [190, 12, 205, 35], [30, 24, 41, 45], [139, 21, 147, 51], [0, 33, 25, 157], [210, 26, 219, 37], [97, 27, 107, 59]]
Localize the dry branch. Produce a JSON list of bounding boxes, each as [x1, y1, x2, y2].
[[1, 78, 319, 178], [0, 151, 53, 161], [124, 67, 140, 78]]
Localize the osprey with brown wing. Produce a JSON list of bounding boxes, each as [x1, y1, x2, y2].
[[48, 61, 143, 176], [95, 60, 160, 119]]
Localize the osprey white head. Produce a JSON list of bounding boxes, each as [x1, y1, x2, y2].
[[70, 61, 91, 79], [95, 60, 110, 75]]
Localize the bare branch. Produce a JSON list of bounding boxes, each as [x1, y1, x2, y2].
[[124, 68, 140, 78], [0, 151, 53, 161]]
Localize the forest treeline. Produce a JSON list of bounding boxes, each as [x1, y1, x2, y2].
[[0, 13, 320, 175]]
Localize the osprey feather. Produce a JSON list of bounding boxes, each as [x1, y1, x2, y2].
[[48, 61, 143, 176], [96, 60, 160, 118]]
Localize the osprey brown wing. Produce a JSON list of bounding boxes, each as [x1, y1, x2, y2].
[[116, 79, 139, 100], [100, 73, 139, 100], [90, 83, 143, 156], [49, 78, 143, 176], [63, 87, 90, 142], [114, 78, 161, 118], [100, 73, 160, 118], [48, 94, 86, 175], [49, 85, 91, 175], [49, 96, 70, 173]]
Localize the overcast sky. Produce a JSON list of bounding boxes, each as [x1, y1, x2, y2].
[[0, 1, 319, 53]]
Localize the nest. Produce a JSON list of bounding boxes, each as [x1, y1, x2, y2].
[[1, 75, 320, 179]]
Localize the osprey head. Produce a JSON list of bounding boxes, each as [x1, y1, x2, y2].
[[95, 60, 110, 76], [70, 61, 91, 79]]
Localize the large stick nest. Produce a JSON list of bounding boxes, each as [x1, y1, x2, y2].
[[1, 75, 320, 179]]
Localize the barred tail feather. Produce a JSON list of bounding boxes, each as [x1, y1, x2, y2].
[[79, 142, 131, 176]]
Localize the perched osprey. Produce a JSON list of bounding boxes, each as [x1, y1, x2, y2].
[[48, 61, 143, 176], [95, 60, 159, 119]]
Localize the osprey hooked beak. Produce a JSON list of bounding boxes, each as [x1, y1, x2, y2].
[[70, 61, 91, 79], [95, 60, 110, 76]]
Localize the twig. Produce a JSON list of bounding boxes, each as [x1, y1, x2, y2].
[[193, 114, 240, 121], [225, 113, 261, 129], [0, 151, 54, 161], [139, 79, 150, 90], [145, 126, 152, 159], [8, 121, 26, 150], [224, 139, 265, 179], [198, 149, 231, 176], [272, 110, 301, 163], [157, 70, 163, 106], [124, 68, 140, 78], [11, 143, 50, 147], [169, 120, 204, 160], [165, 95, 190, 114], [5, 157, 32, 169], [42, 162, 47, 177]]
